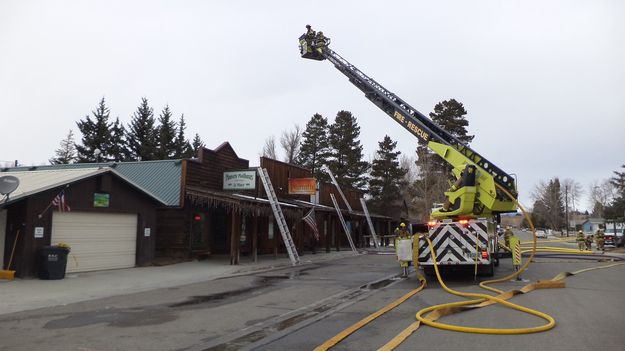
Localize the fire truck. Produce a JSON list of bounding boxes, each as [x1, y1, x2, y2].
[[300, 29, 518, 276]]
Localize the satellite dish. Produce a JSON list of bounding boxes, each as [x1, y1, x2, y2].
[[0, 176, 20, 195]]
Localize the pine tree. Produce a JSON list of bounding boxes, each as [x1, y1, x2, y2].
[[191, 133, 204, 158], [297, 113, 331, 181], [109, 117, 130, 162], [75, 97, 113, 162], [127, 98, 158, 161], [427, 99, 474, 173], [155, 105, 178, 160], [49, 130, 77, 164], [327, 110, 369, 189], [368, 135, 407, 216], [532, 178, 565, 230], [174, 114, 193, 158], [413, 99, 474, 216]]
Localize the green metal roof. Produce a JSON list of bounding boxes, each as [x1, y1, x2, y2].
[[1, 160, 183, 206]]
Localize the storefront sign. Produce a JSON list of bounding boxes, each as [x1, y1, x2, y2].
[[223, 171, 256, 190], [93, 193, 110, 208], [288, 178, 317, 195]]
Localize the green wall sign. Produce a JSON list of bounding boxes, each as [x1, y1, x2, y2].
[[94, 193, 110, 208]]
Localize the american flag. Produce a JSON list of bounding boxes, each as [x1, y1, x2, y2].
[[302, 208, 320, 240], [52, 190, 71, 212]]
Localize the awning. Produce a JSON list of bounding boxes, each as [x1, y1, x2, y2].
[[185, 186, 302, 219]]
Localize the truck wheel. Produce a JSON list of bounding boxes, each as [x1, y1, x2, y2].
[[424, 266, 436, 276], [494, 254, 500, 267], [481, 262, 495, 277]]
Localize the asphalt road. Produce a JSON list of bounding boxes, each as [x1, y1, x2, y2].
[[1, 239, 624, 351]]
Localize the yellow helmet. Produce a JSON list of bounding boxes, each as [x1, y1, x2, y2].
[[400, 223, 406, 228]]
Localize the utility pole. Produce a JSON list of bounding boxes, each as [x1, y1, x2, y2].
[[565, 184, 569, 237]]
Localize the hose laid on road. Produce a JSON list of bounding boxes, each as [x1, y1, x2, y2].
[[312, 274, 426, 351], [314, 183, 625, 350]]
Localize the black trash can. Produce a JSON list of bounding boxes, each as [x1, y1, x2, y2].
[[38, 246, 70, 280]]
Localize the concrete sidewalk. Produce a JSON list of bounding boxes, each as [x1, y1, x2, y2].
[[0, 251, 359, 316]]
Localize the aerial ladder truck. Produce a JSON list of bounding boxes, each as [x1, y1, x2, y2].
[[299, 30, 518, 275]]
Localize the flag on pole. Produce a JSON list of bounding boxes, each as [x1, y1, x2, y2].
[[51, 189, 71, 212], [302, 208, 320, 240]]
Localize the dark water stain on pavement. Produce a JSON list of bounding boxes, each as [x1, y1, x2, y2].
[[43, 265, 326, 331], [43, 307, 178, 329]]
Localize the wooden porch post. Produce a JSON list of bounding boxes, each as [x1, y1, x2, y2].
[[271, 214, 278, 259], [252, 215, 258, 263], [325, 214, 330, 253], [230, 211, 240, 265]]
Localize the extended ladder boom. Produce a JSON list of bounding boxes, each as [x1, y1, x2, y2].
[[299, 30, 518, 218], [321, 47, 516, 198]]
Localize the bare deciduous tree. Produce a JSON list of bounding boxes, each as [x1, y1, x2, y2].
[[280, 124, 301, 164], [561, 178, 583, 212], [261, 136, 277, 160], [588, 180, 615, 217]]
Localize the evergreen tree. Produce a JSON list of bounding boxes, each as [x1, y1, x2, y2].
[[532, 178, 565, 230], [327, 110, 369, 190], [75, 97, 114, 162], [368, 135, 407, 216], [127, 98, 158, 161], [191, 133, 204, 158], [426, 99, 474, 173], [174, 114, 193, 158], [109, 117, 130, 161], [610, 164, 625, 199], [606, 164, 625, 219], [49, 130, 77, 164], [297, 113, 331, 181], [155, 105, 178, 160], [413, 99, 474, 216]]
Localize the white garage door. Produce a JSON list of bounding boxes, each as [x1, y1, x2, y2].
[[51, 212, 137, 273]]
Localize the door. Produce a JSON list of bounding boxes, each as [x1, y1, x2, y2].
[[51, 212, 138, 273], [212, 208, 228, 254]]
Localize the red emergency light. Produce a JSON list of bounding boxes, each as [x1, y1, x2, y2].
[[193, 214, 202, 221], [481, 250, 488, 259]]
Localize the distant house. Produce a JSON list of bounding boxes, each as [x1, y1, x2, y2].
[[582, 218, 605, 233]]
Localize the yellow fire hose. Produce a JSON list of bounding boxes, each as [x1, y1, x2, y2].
[[315, 183, 625, 350]]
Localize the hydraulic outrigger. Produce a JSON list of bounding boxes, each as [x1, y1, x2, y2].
[[299, 32, 518, 220]]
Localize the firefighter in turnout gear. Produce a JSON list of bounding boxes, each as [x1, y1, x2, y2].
[[585, 234, 593, 251], [305, 24, 316, 46], [576, 230, 586, 251], [315, 31, 326, 53], [395, 223, 412, 277], [595, 229, 605, 252], [504, 226, 513, 248]]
